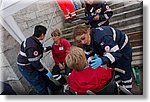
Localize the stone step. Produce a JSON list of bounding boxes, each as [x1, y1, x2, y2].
[[66, 37, 142, 48], [62, 23, 143, 39], [62, 23, 85, 34], [64, 9, 142, 34], [75, 8, 85, 15], [127, 31, 142, 35], [62, 22, 143, 36], [110, 15, 143, 28], [62, 30, 143, 50], [65, 19, 84, 28], [63, 30, 142, 42], [112, 2, 142, 15], [119, 23, 143, 34], [132, 54, 143, 66], [132, 51, 143, 57], [131, 39, 143, 47], [65, 8, 142, 29], [62, 16, 143, 35], [132, 46, 143, 53], [61, 1, 143, 69], [132, 55, 143, 61], [62, 28, 143, 44], [64, 2, 142, 29], [61, 32, 73, 39], [62, 31, 143, 44], [127, 31, 143, 40], [109, 1, 124, 9], [67, 39, 142, 49], [74, 1, 141, 16], [132, 59, 143, 67], [110, 7, 142, 22], [73, 1, 125, 17], [72, 13, 85, 21], [132, 46, 143, 66], [74, 1, 125, 16]]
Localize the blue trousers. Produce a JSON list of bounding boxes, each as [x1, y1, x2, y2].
[[107, 42, 132, 91], [18, 65, 49, 95], [52, 64, 72, 85]]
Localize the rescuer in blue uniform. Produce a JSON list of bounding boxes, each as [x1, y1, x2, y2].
[[17, 25, 58, 95], [81, 0, 113, 28], [73, 25, 133, 93]]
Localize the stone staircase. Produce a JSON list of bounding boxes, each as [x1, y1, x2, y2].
[[60, 1, 143, 94], [61, 1, 143, 67]]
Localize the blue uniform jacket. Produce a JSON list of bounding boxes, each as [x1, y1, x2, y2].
[[84, 1, 113, 28], [17, 36, 50, 71], [84, 26, 132, 65]]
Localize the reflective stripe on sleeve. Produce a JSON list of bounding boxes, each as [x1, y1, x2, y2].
[[53, 75, 59, 78], [115, 75, 120, 79], [28, 54, 42, 62], [44, 47, 47, 52], [53, 74, 62, 81], [55, 75, 62, 80], [110, 45, 119, 52], [19, 51, 27, 57], [38, 67, 45, 72], [104, 14, 109, 19], [90, 7, 94, 12], [116, 80, 121, 84], [121, 34, 128, 49], [17, 62, 31, 66], [104, 53, 115, 63], [122, 78, 132, 84], [84, 51, 91, 55], [110, 27, 116, 41], [23, 40, 26, 48], [98, 20, 107, 26]]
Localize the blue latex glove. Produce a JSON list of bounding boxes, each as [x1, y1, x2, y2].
[[90, 54, 102, 69], [49, 43, 53, 48], [46, 70, 52, 78]]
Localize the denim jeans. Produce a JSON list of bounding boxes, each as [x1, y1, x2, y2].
[[18, 65, 48, 95]]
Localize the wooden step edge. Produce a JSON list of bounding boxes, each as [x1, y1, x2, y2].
[[127, 31, 143, 36]]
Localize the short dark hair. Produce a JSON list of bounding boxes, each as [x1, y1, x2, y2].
[[33, 25, 47, 37]]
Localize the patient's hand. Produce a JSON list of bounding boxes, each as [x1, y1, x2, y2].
[[59, 63, 65, 70]]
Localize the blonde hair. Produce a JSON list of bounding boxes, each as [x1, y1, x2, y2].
[[51, 29, 62, 37], [65, 46, 87, 71]]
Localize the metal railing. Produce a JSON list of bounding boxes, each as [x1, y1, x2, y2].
[[41, 2, 58, 70]]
